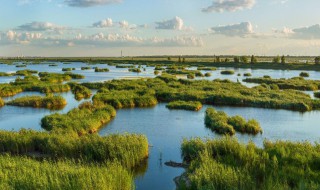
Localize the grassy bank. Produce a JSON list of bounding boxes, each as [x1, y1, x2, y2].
[[0, 154, 133, 190], [0, 98, 4, 107], [41, 102, 116, 134], [93, 90, 158, 109], [0, 129, 148, 168], [180, 137, 320, 190], [166, 101, 202, 111], [243, 77, 320, 91], [82, 75, 320, 112], [70, 84, 92, 100], [205, 108, 262, 135], [7, 95, 67, 109]]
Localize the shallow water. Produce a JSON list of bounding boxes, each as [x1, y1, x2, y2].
[[1, 62, 320, 190], [99, 104, 320, 190]]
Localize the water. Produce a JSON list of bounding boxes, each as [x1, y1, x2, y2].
[[99, 104, 320, 190], [1, 62, 320, 189]]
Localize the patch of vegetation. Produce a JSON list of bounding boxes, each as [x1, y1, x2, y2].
[[204, 72, 211, 77], [7, 95, 66, 109], [181, 137, 320, 190], [0, 129, 148, 168], [128, 68, 141, 73], [197, 67, 217, 71], [0, 154, 134, 190], [154, 70, 160, 75], [220, 70, 235, 75], [70, 84, 92, 100], [205, 108, 262, 135], [62, 68, 75, 71], [15, 69, 38, 76], [41, 102, 116, 134], [243, 73, 252, 77], [95, 68, 110, 72], [93, 90, 158, 109], [244, 77, 320, 91], [300, 72, 310, 77], [81, 67, 92, 70], [0, 98, 4, 107], [166, 101, 202, 111], [116, 65, 135, 68], [314, 92, 320, 98], [16, 65, 27, 68]]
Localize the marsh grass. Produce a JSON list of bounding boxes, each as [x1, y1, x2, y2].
[[0, 129, 148, 168], [7, 95, 67, 109], [70, 84, 92, 100], [181, 137, 320, 190], [205, 108, 262, 135], [128, 68, 141, 73], [95, 68, 110, 72], [220, 70, 235, 75], [166, 101, 202, 111], [0, 155, 134, 190], [41, 103, 117, 134], [244, 77, 320, 91]]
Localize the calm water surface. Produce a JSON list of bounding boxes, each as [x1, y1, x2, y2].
[[1, 62, 320, 190]]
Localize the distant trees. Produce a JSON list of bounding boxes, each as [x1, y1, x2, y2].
[[234, 57, 240, 63], [215, 56, 221, 63], [168, 57, 171, 61], [224, 58, 229, 62], [250, 55, 257, 64], [240, 56, 248, 64], [281, 55, 286, 64], [273, 56, 281, 64], [315, 57, 320, 64]]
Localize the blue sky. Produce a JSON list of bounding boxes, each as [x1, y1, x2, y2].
[[1, 0, 320, 56]]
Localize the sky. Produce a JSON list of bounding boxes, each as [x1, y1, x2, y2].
[[0, 0, 320, 57]]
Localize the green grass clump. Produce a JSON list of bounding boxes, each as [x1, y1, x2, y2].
[[0, 72, 12, 77], [16, 65, 26, 68], [220, 70, 235, 75], [128, 68, 141, 73], [95, 68, 110, 72], [197, 67, 217, 71], [181, 137, 320, 190], [300, 72, 310, 77], [93, 90, 158, 109], [15, 69, 38, 76], [39, 72, 72, 83], [314, 92, 320, 98], [62, 68, 75, 71], [64, 72, 85, 79], [243, 73, 252, 77], [187, 73, 195, 79], [41, 103, 116, 134], [205, 108, 262, 135], [0, 84, 23, 97], [204, 72, 211, 77], [0, 98, 4, 107], [244, 77, 320, 91], [0, 129, 148, 168], [70, 84, 92, 100], [205, 108, 235, 135], [48, 64, 58, 67], [81, 66, 92, 70], [116, 65, 135, 68], [154, 70, 160, 75], [0, 154, 134, 190], [166, 101, 202, 111], [7, 95, 66, 109]]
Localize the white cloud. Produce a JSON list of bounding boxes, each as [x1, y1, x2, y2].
[[203, 0, 255, 13], [273, 24, 320, 39], [64, 0, 122, 7], [18, 21, 65, 32], [92, 18, 113, 28], [210, 22, 254, 37], [155, 16, 184, 30], [119, 20, 129, 29]]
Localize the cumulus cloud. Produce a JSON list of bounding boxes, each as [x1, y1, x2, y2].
[[203, 0, 255, 13], [64, 0, 122, 7], [274, 24, 320, 39], [155, 16, 184, 30], [119, 20, 129, 29], [210, 22, 254, 37], [18, 21, 65, 32], [92, 18, 113, 28], [0, 30, 203, 47]]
